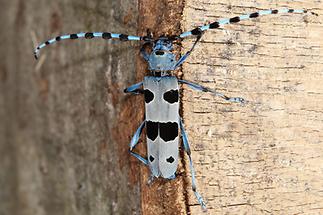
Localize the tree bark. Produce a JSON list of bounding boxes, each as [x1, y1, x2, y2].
[[1, 0, 142, 214], [181, 1, 323, 214], [136, 1, 187, 215]]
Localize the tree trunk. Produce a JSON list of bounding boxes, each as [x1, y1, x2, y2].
[[1, 0, 322, 215], [1, 0, 142, 214]]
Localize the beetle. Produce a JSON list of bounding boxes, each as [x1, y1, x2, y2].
[[34, 8, 316, 210]]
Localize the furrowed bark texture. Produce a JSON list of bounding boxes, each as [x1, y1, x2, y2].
[[1, 0, 142, 214], [180, 1, 323, 214]]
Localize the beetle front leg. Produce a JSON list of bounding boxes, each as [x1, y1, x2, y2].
[[173, 32, 203, 70], [124, 81, 144, 95]]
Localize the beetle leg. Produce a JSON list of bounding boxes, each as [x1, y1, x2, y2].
[[173, 33, 203, 70], [180, 118, 207, 211], [179, 79, 245, 103], [124, 82, 144, 94], [129, 121, 148, 165]]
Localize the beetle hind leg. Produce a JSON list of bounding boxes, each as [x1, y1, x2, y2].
[[129, 121, 148, 165], [180, 118, 207, 211]]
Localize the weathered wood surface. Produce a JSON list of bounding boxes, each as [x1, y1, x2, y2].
[[180, 1, 323, 214], [0, 0, 142, 214]]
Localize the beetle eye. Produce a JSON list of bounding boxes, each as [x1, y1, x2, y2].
[[155, 51, 165, 55]]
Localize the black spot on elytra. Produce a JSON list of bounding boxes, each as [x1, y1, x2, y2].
[[229, 16, 240, 23], [249, 12, 259, 18], [102, 32, 112, 39], [146, 121, 158, 141], [56, 36, 61, 41], [149, 155, 155, 162], [160, 122, 178, 142], [163, 90, 178, 104], [144, 89, 154, 103], [85, 32, 94, 39], [45, 41, 50, 45], [288, 9, 294, 13], [210, 22, 220, 29], [70, 34, 78, 39], [166, 156, 175, 163]]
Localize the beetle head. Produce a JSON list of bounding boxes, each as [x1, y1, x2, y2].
[[147, 37, 177, 71]]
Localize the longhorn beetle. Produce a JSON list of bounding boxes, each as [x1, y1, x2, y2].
[[34, 8, 317, 210]]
